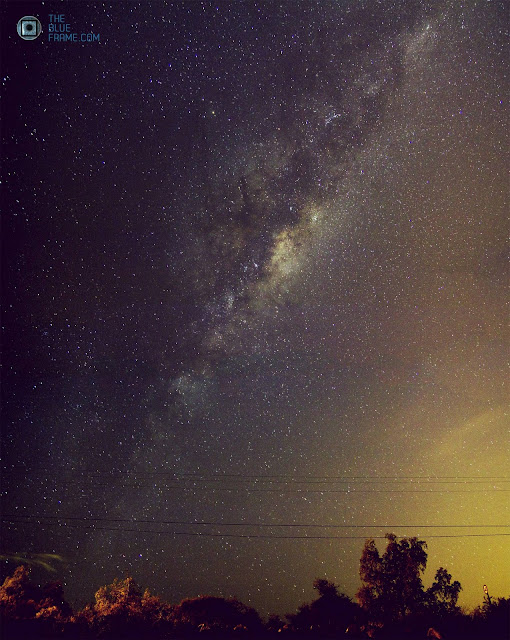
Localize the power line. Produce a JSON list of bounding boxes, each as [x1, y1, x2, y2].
[[3, 514, 508, 529], [3, 484, 508, 493], [5, 468, 509, 480], [3, 481, 508, 493], [6, 477, 508, 485], [2, 520, 509, 540], [4, 469, 508, 493]]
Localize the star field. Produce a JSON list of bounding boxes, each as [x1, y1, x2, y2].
[[1, 0, 508, 619]]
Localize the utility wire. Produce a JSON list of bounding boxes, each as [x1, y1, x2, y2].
[[2, 519, 509, 540], [4, 474, 510, 486], [2, 514, 508, 529], [3, 484, 508, 493], [5, 468, 508, 480], [5, 470, 508, 492]]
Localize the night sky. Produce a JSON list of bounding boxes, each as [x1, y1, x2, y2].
[[1, 0, 508, 618]]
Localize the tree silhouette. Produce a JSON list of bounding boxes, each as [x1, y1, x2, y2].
[[0, 565, 41, 621], [425, 567, 462, 616], [172, 594, 262, 635], [78, 575, 172, 638], [94, 576, 142, 615], [312, 577, 339, 598], [472, 596, 510, 639], [356, 533, 428, 623], [0, 565, 72, 638], [266, 613, 285, 633], [0, 554, 504, 640], [287, 578, 359, 634]]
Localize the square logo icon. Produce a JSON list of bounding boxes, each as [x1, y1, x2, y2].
[[22, 20, 37, 36], [17, 16, 42, 40]]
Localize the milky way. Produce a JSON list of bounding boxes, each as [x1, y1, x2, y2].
[[2, 0, 508, 618]]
